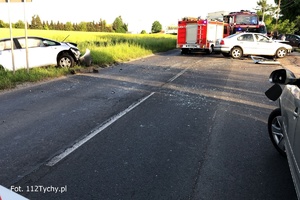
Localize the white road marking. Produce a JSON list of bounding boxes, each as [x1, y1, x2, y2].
[[46, 92, 155, 166], [167, 68, 189, 83], [46, 67, 189, 167]]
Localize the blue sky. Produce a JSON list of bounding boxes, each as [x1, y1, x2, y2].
[[0, 0, 275, 33]]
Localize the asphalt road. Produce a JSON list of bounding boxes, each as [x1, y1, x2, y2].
[[0, 50, 297, 199]]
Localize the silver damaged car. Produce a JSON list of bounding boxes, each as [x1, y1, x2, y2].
[[266, 69, 300, 199]]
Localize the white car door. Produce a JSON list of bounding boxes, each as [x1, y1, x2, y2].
[[17, 38, 49, 68], [16, 37, 64, 68], [254, 34, 275, 55], [236, 33, 256, 55]]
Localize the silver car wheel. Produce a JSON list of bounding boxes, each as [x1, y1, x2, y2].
[[268, 108, 286, 156], [231, 47, 242, 59], [59, 57, 72, 67], [271, 116, 285, 150], [57, 53, 75, 68], [276, 48, 287, 58]]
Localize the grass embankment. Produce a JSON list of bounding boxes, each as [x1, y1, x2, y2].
[[0, 28, 177, 90]]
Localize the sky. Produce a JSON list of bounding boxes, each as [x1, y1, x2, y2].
[[0, 0, 276, 33]]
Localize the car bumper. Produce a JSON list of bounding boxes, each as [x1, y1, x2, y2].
[[214, 46, 231, 53], [79, 48, 92, 66]]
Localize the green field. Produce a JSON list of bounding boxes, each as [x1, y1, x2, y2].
[[0, 28, 177, 90]]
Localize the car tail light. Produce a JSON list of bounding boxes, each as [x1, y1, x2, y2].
[[220, 40, 225, 45]]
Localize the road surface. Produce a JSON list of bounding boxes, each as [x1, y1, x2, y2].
[[0, 50, 297, 199]]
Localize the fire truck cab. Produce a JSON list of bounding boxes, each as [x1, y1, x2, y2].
[[223, 10, 267, 35], [176, 17, 229, 54]]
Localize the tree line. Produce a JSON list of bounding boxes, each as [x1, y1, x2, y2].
[[0, 15, 163, 34], [0, 15, 129, 33]]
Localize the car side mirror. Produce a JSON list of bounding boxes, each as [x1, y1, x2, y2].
[[269, 69, 298, 85]]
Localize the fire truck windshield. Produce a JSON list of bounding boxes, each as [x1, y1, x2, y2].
[[236, 15, 258, 25]]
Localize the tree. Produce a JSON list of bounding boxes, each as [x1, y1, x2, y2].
[[255, 0, 275, 22], [87, 22, 96, 32], [274, 0, 300, 21], [30, 15, 43, 29], [49, 20, 54, 30], [78, 22, 87, 32], [99, 19, 107, 32], [255, 0, 278, 33], [276, 19, 297, 33], [65, 22, 74, 31], [42, 21, 49, 30], [56, 21, 64, 30], [140, 30, 147, 34], [14, 20, 25, 29], [112, 16, 128, 33], [151, 21, 162, 33], [105, 24, 114, 32], [0, 20, 8, 28], [269, 0, 300, 33], [294, 16, 300, 34]]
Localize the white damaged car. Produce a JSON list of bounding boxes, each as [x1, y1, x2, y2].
[[0, 36, 90, 71], [214, 32, 293, 59]]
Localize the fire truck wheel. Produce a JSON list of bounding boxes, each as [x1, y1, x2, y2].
[[231, 47, 243, 59]]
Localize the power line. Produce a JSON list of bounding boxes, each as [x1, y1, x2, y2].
[[280, 0, 296, 10]]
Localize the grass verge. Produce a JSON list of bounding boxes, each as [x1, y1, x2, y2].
[[0, 66, 79, 90]]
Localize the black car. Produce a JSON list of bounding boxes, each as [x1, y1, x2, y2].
[[279, 34, 300, 49]]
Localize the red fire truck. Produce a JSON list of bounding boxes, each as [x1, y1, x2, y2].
[[176, 17, 230, 54], [223, 10, 267, 34]]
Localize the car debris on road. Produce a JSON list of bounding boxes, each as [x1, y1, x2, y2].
[[251, 55, 281, 65]]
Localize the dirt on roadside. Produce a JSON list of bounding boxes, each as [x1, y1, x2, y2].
[[280, 52, 300, 76]]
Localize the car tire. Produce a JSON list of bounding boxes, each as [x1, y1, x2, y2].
[[57, 53, 75, 68], [231, 47, 243, 59], [276, 47, 287, 58], [268, 108, 286, 156]]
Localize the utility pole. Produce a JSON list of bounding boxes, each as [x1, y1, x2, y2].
[[0, 0, 32, 74], [275, 0, 281, 29]]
